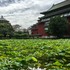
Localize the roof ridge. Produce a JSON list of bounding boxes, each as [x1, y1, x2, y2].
[[53, 0, 68, 6], [41, 0, 70, 14], [49, 0, 68, 10]]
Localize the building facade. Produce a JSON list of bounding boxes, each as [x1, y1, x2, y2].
[[40, 0, 70, 37], [30, 19, 48, 38]]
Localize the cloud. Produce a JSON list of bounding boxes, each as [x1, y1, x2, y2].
[[0, 0, 65, 28]]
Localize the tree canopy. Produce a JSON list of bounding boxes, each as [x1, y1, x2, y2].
[[0, 19, 14, 38], [48, 16, 68, 38]]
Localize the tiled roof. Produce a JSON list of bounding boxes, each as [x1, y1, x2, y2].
[[41, 0, 70, 14], [0, 16, 7, 21], [49, 0, 70, 11]]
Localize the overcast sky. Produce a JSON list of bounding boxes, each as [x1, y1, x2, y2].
[[0, 0, 65, 29]]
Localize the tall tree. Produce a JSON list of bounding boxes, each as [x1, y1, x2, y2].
[[13, 24, 21, 32], [0, 16, 14, 38], [48, 16, 68, 38]]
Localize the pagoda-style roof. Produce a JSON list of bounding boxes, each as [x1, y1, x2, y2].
[[31, 24, 38, 30], [41, 0, 70, 14], [0, 16, 9, 23], [0, 16, 6, 20], [49, 0, 70, 11]]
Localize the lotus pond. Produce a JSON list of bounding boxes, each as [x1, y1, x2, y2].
[[0, 39, 70, 70]]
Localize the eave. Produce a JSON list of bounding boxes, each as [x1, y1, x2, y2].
[[40, 0, 70, 14], [41, 5, 70, 19]]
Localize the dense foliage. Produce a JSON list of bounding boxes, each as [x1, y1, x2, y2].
[[48, 16, 68, 38], [0, 39, 70, 70], [0, 20, 14, 38], [13, 31, 29, 39], [0, 21, 29, 39]]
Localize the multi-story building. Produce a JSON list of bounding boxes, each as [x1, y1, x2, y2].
[[40, 0, 70, 36], [30, 0, 70, 38]]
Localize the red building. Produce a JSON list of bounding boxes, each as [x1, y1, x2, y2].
[[30, 16, 51, 38], [30, 18, 49, 38]]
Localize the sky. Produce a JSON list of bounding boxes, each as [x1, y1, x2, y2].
[[0, 0, 65, 29]]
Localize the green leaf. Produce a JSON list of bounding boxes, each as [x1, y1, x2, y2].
[[26, 56, 38, 62], [53, 61, 62, 66], [31, 57, 38, 62], [66, 63, 70, 66]]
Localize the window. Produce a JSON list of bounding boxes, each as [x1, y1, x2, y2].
[[44, 28, 48, 31]]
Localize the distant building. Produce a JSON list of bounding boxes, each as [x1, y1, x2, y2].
[[29, 19, 48, 38], [30, 0, 70, 38]]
